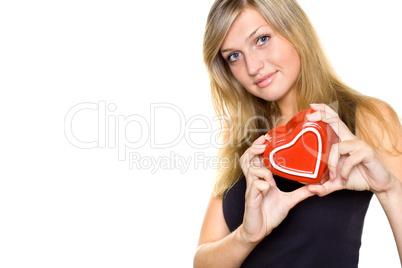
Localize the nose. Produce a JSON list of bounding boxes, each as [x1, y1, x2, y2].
[[245, 52, 263, 76]]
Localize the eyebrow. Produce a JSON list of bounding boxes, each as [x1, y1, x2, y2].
[[221, 25, 267, 54]]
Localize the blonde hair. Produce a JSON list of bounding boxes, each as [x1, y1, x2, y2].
[[203, 0, 401, 197]]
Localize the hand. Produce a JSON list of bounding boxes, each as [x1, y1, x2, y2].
[[306, 103, 396, 196], [238, 135, 315, 244]]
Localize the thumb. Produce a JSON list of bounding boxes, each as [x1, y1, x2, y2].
[[286, 186, 316, 209], [307, 180, 344, 197]]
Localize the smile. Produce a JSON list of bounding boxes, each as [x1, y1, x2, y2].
[[255, 71, 278, 88]]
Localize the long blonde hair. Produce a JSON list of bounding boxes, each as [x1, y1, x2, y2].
[[203, 0, 401, 197]]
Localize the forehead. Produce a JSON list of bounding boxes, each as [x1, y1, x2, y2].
[[221, 7, 271, 50]]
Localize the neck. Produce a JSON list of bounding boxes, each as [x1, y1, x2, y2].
[[275, 89, 298, 126]]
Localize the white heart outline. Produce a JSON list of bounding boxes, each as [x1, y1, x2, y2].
[[269, 127, 322, 178]]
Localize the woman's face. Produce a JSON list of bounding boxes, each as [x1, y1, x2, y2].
[[220, 7, 301, 104]]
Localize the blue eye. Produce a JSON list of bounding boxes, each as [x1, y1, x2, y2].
[[257, 35, 270, 46], [227, 52, 240, 62]]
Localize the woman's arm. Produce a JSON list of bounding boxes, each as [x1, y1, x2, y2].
[[375, 173, 402, 262], [361, 103, 402, 261], [193, 195, 258, 268], [306, 103, 402, 263]]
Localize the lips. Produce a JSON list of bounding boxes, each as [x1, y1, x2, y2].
[[255, 71, 278, 88]]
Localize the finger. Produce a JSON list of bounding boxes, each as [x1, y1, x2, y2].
[[247, 179, 271, 204], [246, 154, 266, 171], [249, 166, 274, 182], [286, 185, 316, 208], [246, 166, 274, 190], [327, 143, 340, 179], [245, 166, 273, 199], [328, 140, 366, 180], [254, 134, 267, 145], [336, 155, 347, 180], [319, 168, 330, 184], [309, 103, 337, 121], [308, 103, 356, 142], [307, 180, 345, 197], [336, 139, 368, 155], [258, 155, 266, 167], [251, 155, 263, 168], [308, 103, 354, 140], [339, 145, 372, 180], [240, 135, 267, 173]]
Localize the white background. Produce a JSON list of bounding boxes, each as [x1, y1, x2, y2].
[[0, 0, 401, 267]]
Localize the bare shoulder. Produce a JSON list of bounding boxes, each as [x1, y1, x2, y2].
[[355, 98, 399, 125], [355, 97, 401, 148], [355, 97, 402, 179]]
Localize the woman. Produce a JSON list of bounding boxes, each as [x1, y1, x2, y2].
[[194, 0, 402, 267]]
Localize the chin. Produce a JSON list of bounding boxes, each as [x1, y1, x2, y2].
[[246, 85, 289, 102], [258, 93, 286, 102]]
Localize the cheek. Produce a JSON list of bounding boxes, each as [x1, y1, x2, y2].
[[282, 47, 301, 75], [270, 43, 300, 75], [230, 65, 248, 84]]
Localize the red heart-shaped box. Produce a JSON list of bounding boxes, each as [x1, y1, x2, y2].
[[263, 109, 338, 183]]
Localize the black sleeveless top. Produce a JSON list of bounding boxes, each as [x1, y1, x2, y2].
[[222, 111, 373, 267]]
